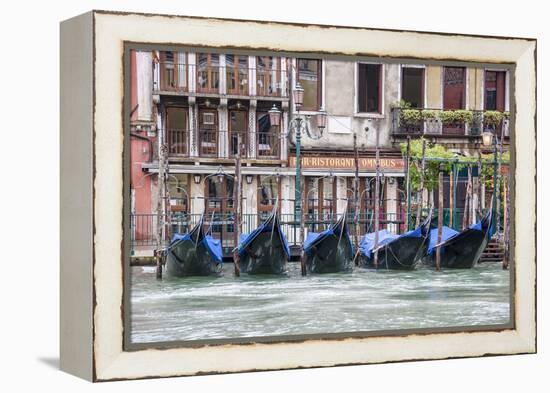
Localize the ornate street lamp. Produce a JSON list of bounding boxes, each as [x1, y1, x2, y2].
[[293, 82, 304, 109], [268, 104, 281, 127], [316, 107, 327, 132], [482, 130, 494, 147], [193, 174, 202, 184]]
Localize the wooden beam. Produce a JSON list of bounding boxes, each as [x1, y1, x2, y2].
[[373, 128, 380, 268], [232, 136, 242, 277]]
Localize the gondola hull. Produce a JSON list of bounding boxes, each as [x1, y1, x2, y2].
[[304, 214, 354, 274], [237, 211, 290, 275], [359, 236, 428, 270], [165, 237, 222, 277], [358, 213, 432, 270], [304, 236, 354, 273], [424, 211, 493, 269], [424, 228, 490, 269], [239, 231, 288, 274]]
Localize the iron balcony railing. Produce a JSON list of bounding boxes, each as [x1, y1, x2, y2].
[[166, 129, 282, 159], [391, 107, 510, 137], [154, 62, 289, 97]]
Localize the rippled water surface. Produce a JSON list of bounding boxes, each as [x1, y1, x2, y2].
[[130, 262, 510, 343]]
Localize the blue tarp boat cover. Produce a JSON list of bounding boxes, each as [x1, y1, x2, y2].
[[426, 226, 460, 256], [427, 213, 493, 256], [170, 232, 223, 263], [237, 217, 291, 259], [359, 227, 423, 258]]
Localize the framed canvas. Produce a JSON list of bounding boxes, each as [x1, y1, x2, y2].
[[60, 10, 536, 382]]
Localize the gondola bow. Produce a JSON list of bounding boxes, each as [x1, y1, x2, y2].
[[165, 214, 223, 277], [237, 208, 290, 275], [303, 213, 354, 273]]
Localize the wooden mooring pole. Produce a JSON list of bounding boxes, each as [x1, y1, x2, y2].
[[353, 132, 360, 264], [436, 168, 444, 272], [300, 179, 306, 276], [449, 165, 454, 229], [155, 143, 168, 280], [503, 176, 509, 270], [462, 165, 472, 230], [405, 136, 411, 231], [477, 153, 483, 218], [232, 136, 242, 277], [373, 128, 380, 268], [415, 138, 426, 227]]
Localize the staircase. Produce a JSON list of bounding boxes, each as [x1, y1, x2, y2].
[[480, 239, 505, 263]]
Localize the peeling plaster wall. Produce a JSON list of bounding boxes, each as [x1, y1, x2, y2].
[[299, 61, 400, 150]]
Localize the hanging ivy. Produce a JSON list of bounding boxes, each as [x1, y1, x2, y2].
[[401, 138, 510, 192]]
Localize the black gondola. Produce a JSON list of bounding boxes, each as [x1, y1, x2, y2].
[[165, 214, 223, 277], [424, 209, 493, 269], [303, 213, 354, 273], [358, 211, 432, 270], [237, 207, 290, 275]]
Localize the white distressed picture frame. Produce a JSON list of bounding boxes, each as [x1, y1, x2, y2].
[[60, 10, 536, 382]]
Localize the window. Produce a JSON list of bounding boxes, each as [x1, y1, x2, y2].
[[160, 51, 187, 91], [443, 66, 466, 109], [197, 53, 220, 93], [357, 63, 382, 114], [168, 174, 190, 235], [297, 59, 322, 111], [226, 54, 249, 95], [305, 177, 336, 230], [205, 176, 235, 247], [205, 176, 234, 212], [401, 67, 424, 108], [166, 107, 188, 155], [256, 56, 281, 96], [168, 174, 189, 212], [258, 176, 280, 215], [484, 70, 506, 111], [443, 66, 466, 135], [229, 110, 248, 157], [256, 112, 280, 158], [198, 109, 218, 157]]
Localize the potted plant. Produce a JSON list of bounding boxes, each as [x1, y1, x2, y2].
[[483, 110, 504, 127], [453, 110, 474, 124], [439, 110, 458, 125]]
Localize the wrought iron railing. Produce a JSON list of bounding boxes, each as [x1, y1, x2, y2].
[[155, 62, 289, 97], [130, 209, 408, 254], [164, 129, 282, 159], [391, 108, 510, 137]]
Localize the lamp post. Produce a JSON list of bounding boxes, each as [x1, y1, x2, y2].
[[271, 81, 326, 275], [286, 83, 327, 223]]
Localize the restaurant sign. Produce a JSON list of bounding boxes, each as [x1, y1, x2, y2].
[[288, 156, 405, 171]]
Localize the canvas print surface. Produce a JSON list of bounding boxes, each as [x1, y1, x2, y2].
[[127, 48, 512, 345]]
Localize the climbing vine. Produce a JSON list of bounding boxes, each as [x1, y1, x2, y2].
[[400, 138, 510, 193]]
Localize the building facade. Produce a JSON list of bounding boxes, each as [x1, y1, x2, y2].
[[129, 49, 510, 256]]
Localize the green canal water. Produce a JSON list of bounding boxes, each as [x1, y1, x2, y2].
[[130, 262, 510, 344]]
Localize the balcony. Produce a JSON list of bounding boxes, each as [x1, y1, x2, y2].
[[165, 129, 282, 160], [155, 62, 289, 97], [391, 108, 510, 138]]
